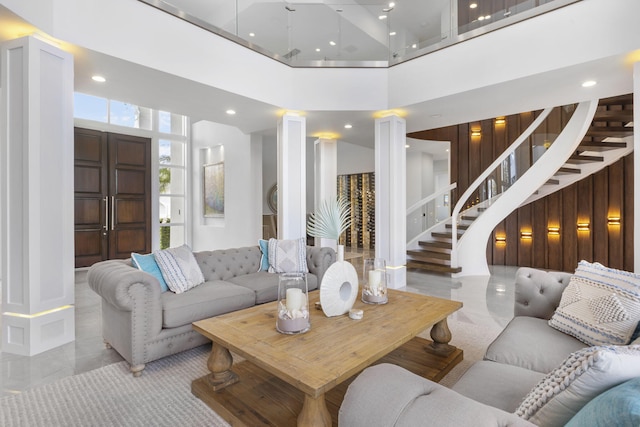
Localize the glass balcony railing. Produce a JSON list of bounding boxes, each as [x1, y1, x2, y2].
[[406, 183, 456, 244], [139, 0, 580, 67]]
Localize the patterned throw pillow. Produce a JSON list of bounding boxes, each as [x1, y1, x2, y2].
[[153, 244, 205, 294], [258, 239, 269, 271], [267, 238, 308, 274], [516, 345, 640, 426], [548, 260, 640, 346]]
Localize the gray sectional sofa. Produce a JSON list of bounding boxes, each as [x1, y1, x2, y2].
[[88, 245, 335, 376], [339, 267, 640, 426]]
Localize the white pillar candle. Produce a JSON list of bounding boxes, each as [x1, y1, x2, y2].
[[369, 270, 382, 289], [337, 245, 344, 262], [286, 288, 303, 312]]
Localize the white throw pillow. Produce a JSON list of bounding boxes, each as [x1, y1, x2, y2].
[[516, 345, 640, 426], [153, 244, 205, 294], [267, 238, 308, 274], [548, 260, 640, 346]]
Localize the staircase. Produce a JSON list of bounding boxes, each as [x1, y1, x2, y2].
[[407, 95, 634, 275]]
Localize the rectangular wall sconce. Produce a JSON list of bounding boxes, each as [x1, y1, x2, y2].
[[547, 226, 560, 235], [471, 129, 481, 137], [577, 222, 590, 232], [495, 236, 506, 244], [608, 216, 621, 225], [495, 117, 506, 125], [520, 231, 532, 239]]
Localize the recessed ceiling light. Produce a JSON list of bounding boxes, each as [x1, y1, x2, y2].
[[470, 2, 478, 8], [412, 43, 417, 49], [226, 109, 236, 115], [379, 15, 387, 20], [405, 144, 410, 148], [249, 32, 255, 37], [344, 124, 353, 129], [484, 15, 491, 19], [92, 75, 106, 83], [389, 2, 395, 7], [582, 80, 597, 87], [389, 31, 396, 36], [316, 48, 321, 52], [478, 16, 485, 21], [329, 41, 336, 46]]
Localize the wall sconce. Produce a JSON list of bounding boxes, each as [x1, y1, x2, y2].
[[577, 222, 590, 232], [547, 226, 560, 235], [495, 117, 506, 125], [471, 129, 482, 137], [608, 216, 621, 226], [495, 235, 506, 245], [520, 231, 532, 239]]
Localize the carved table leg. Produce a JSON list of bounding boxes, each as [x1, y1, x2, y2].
[[205, 343, 239, 391], [297, 394, 331, 427], [426, 317, 456, 356]]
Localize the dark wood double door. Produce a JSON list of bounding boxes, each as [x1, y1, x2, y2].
[[74, 128, 152, 268]]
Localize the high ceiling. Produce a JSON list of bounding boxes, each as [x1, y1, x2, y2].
[[0, 1, 636, 161]]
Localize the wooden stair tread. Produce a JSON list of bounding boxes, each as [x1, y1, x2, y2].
[[586, 126, 633, 137], [407, 250, 451, 261], [407, 260, 461, 274], [579, 141, 627, 151], [566, 154, 604, 164]]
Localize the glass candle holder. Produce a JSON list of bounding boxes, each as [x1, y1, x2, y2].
[[276, 272, 310, 334], [362, 258, 388, 304]]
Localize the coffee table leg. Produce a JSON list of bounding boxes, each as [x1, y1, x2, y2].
[[205, 343, 239, 391], [426, 317, 456, 356], [297, 394, 331, 427]]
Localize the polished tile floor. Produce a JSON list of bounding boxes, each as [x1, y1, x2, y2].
[[0, 261, 520, 398]]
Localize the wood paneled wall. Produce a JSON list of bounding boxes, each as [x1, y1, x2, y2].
[[489, 155, 634, 272], [408, 109, 634, 273]]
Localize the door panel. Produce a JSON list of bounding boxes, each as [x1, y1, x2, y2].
[[74, 128, 108, 268], [108, 133, 151, 260]]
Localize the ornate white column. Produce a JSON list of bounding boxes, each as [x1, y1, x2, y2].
[[277, 113, 307, 240], [314, 138, 337, 248], [375, 115, 407, 289], [1, 36, 75, 355]]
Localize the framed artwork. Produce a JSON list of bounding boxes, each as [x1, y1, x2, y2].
[[203, 162, 224, 217]]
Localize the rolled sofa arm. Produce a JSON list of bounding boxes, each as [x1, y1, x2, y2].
[[339, 364, 535, 426], [88, 259, 162, 311], [306, 246, 336, 284], [514, 267, 573, 319]]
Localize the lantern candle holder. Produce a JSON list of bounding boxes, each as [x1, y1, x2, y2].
[[362, 258, 388, 304], [276, 272, 310, 334]]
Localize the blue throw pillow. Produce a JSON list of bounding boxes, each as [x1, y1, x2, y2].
[[131, 252, 169, 292], [258, 239, 269, 271], [565, 377, 640, 427]]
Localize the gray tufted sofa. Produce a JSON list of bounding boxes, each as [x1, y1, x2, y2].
[[88, 245, 335, 376], [339, 267, 587, 426]]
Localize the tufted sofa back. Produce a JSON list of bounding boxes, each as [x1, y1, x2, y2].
[[514, 267, 573, 320], [194, 247, 262, 281]]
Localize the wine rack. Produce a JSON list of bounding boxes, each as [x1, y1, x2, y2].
[[337, 172, 375, 249]]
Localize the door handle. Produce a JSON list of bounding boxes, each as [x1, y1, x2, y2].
[[104, 197, 109, 231], [111, 196, 115, 231]]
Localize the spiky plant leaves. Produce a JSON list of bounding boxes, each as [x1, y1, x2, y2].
[[307, 196, 352, 240]]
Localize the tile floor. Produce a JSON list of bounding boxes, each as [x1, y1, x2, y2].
[[0, 260, 521, 398]]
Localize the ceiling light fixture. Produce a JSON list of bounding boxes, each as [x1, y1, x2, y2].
[[470, 2, 478, 8], [379, 15, 388, 20], [249, 32, 255, 37], [412, 44, 417, 49], [405, 144, 410, 148], [344, 124, 353, 129], [478, 16, 485, 21], [389, 32, 396, 36], [389, 2, 395, 7], [316, 48, 321, 52], [92, 75, 106, 83], [329, 41, 336, 46], [582, 80, 597, 87], [226, 109, 236, 115], [484, 15, 491, 19]]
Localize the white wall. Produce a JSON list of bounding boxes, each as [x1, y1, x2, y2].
[[336, 141, 374, 175], [191, 120, 262, 250]]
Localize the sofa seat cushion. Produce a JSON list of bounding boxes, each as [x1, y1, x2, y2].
[[484, 316, 586, 373], [228, 272, 318, 305], [452, 361, 545, 413], [161, 280, 255, 328]]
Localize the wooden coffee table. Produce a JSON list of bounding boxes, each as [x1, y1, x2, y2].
[[192, 289, 462, 427]]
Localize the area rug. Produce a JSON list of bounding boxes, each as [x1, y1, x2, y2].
[[0, 318, 498, 426]]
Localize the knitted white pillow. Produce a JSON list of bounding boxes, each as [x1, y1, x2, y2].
[[516, 345, 640, 426], [548, 260, 640, 346], [153, 244, 204, 294]]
